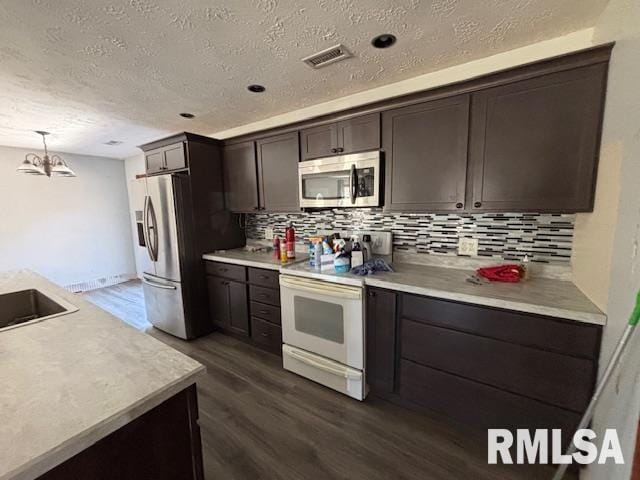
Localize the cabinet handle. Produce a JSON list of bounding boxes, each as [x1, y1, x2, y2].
[[258, 275, 268, 279], [368, 291, 376, 297], [330, 148, 337, 153], [260, 332, 269, 337], [253, 206, 260, 210], [456, 202, 463, 209], [474, 202, 482, 208], [260, 310, 269, 315], [337, 147, 344, 153], [219, 268, 228, 273], [259, 293, 268, 298]]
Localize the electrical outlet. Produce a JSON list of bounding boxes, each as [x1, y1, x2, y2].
[[264, 227, 274, 239], [458, 237, 479, 256]]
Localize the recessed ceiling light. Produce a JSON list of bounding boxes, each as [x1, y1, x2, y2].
[[372, 34, 396, 49], [103, 140, 123, 146], [179, 112, 195, 119], [247, 84, 266, 93]]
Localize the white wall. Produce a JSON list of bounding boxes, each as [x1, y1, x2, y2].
[[581, 1, 640, 479], [0, 145, 136, 288]]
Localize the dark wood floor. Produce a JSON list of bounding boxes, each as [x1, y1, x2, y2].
[[84, 281, 569, 480]]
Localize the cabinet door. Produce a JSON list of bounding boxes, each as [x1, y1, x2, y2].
[[300, 123, 338, 160], [222, 141, 259, 212], [468, 63, 607, 212], [206, 276, 230, 329], [163, 143, 187, 171], [337, 113, 380, 154], [366, 288, 397, 393], [383, 95, 470, 212], [146, 148, 165, 175], [257, 132, 300, 212], [227, 280, 249, 336]]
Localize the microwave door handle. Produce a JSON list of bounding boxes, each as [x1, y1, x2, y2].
[[349, 164, 357, 204]]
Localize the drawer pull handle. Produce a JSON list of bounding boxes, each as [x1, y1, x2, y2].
[[259, 275, 269, 279], [259, 293, 268, 297], [260, 332, 269, 337], [260, 310, 269, 315]]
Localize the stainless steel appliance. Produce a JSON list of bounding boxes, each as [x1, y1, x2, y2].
[[141, 175, 188, 338], [139, 133, 244, 340], [280, 275, 366, 400], [298, 151, 381, 208]]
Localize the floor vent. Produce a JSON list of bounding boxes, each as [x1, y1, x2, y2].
[[302, 44, 352, 69], [64, 273, 137, 293]]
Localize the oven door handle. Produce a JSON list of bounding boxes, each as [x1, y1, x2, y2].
[[286, 348, 361, 379], [279, 276, 362, 299]]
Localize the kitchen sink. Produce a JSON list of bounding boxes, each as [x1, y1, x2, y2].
[[0, 289, 78, 331]]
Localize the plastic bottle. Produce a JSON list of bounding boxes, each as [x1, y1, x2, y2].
[[280, 241, 288, 264], [285, 222, 296, 259], [273, 235, 281, 260], [351, 235, 364, 268], [314, 241, 323, 269], [362, 234, 372, 261]]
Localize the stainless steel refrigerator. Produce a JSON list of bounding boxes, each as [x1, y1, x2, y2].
[[138, 134, 245, 339]]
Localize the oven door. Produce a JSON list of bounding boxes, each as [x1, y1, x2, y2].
[[280, 275, 364, 370], [298, 151, 380, 208]]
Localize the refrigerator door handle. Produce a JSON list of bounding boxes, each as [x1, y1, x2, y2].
[[142, 196, 154, 262], [142, 276, 177, 290], [146, 196, 159, 262]]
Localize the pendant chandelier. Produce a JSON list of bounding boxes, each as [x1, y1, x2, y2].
[[16, 131, 76, 177]]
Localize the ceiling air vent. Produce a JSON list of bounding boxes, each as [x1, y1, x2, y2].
[[302, 44, 352, 69]]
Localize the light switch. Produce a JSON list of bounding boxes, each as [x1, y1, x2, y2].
[[458, 237, 479, 256]]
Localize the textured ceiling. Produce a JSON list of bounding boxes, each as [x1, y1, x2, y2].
[[0, 0, 609, 158]]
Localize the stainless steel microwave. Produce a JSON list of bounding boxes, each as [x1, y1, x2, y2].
[[298, 151, 381, 208]]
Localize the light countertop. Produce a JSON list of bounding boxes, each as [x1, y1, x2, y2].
[[203, 249, 605, 325], [0, 270, 205, 480], [202, 249, 308, 270]]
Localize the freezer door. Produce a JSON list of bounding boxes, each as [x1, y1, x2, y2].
[[145, 175, 181, 282], [142, 274, 187, 339]]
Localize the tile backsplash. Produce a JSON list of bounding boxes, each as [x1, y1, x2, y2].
[[245, 209, 575, 264]]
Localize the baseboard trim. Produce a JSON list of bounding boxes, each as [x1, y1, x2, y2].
[[64, 273, 137, 293]]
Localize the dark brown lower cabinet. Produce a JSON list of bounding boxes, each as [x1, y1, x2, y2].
[[206, 275, 249, 336], [205, 262, 282, 354], [365, 288, 601, 444], [39, 385, 203, 480]]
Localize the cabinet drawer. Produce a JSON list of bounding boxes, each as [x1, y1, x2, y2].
[[399, 359, 580, 446], [248, 268, 280, 289], [204, 261, 246, 282], [250, 301, 281, 325], [400, 294, 601, 359], [251, 317, 282, 353], [249, 285, 280, 306], [401, 319, 595, 412]]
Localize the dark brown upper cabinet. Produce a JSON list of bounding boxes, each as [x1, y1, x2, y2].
[[222, 141, 259, 212], [300, 113, 380, 160], [257, 132, 300, 212], [383, 95, 470, 212], [145, 142, 186, 175], [468, 63, 608, 212], [223, 134, 300, 213]]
